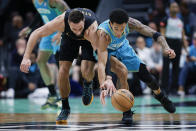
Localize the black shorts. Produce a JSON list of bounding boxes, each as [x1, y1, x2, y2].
[[59, 36, 96, 62]]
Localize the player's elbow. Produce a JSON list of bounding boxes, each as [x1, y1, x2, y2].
[[31, 28, 43, 39]]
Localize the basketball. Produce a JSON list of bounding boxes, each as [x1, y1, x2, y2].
[[111, 89, 134, 112]]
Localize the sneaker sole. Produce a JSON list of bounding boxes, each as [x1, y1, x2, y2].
[[83, 94, 94, 106], [56, 120, 67, 124]]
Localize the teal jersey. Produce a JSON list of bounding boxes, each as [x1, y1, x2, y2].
[[98, 20, 130, 50], [98, 20, 142, 72], [33, 0, 60, 24]]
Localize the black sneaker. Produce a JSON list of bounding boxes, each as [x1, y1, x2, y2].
[[82, 81, 94, 106], [122, 110, 134, 124], [41, 95, 59, 109], [153, 92, 176, 113], [56, 109, 70, 123]]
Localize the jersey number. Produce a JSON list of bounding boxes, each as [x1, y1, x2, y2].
[[42, 15, 50, 23]]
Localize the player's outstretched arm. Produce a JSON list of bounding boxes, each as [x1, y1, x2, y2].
[[20, 14, 65, 73], [128, 17, 175, 59], [97, 30, 110, 87], [97, 30, 116, 104]]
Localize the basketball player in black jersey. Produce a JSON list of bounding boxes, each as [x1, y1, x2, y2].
[[20, 8, 117, 123]]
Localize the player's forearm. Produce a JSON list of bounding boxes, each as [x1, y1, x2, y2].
[[128, 17, 155, 37], [128, 17, 170, 50], [23, 30, 40, 59], [98, 62, 106, 86], [157, 35, 170, 50], [97, 50, 108, 86]]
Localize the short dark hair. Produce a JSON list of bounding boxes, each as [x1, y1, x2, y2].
[[68, 10, 84, 23], [109, 9, 129, 24]]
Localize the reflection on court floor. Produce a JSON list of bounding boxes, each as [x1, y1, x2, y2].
[[0, 96, 196, 130]]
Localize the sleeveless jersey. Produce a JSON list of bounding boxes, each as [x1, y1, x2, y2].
[[98, 19, 142, 72]]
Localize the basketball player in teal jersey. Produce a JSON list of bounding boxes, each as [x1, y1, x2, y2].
[[19, 0, 69, 109], [20, 7, 128, 123], [97, 9, 176, 123]]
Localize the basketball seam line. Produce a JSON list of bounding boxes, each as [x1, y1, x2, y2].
[[113, 94, 129, 111], [117, 92, 134, 106]]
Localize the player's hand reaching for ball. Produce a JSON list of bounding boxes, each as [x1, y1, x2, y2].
[[163, 48, 176, 59], [100, 78, 116, 105], [20, 58, 31, 73]]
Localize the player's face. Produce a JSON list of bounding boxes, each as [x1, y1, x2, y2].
[[110, 22, 127, 38], [69, 20, 85, 36]]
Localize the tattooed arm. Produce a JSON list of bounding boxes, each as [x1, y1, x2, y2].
[[128, 17, 175, 59]]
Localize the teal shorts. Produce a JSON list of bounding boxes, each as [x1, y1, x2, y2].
[[108, 41, 141, 72], [39, 32, 60, 54]]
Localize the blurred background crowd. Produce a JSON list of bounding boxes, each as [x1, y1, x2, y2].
[[0, 0, 196, 99]]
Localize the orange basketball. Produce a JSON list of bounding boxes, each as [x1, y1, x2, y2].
[[111, 89, 134, 112]]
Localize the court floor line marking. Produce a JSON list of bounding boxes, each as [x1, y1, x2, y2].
[[0, 124, 196, 129]]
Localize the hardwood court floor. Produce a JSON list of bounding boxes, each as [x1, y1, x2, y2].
[[0, 95, 196, 130]]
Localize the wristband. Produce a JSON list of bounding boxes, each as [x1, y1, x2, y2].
[[153, 32, 161, 41]]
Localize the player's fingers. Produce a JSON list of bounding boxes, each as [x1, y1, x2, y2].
[[169, 51, 175, 59], [24, 64, 29, 73], [102, 95, 106, 105], [21, 64, 26, 72], [100, 93, 105, 105], [113, 87, 116, 93], [100, 92, 103, 103], [109, 88, 112, 96], [100, 83, 105, 89], [106, 86, 110, 95], [103, 90, 106, 96], [21, 66, 28, 73], [100, 93, 103, 104]]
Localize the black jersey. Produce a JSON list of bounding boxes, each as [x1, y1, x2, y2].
[[62, 8, 97, 40]]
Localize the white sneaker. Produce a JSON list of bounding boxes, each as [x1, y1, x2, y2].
[[0, 91, 6, 98], [143, 87, 151, 95], [6, 88, 14, 98], [177, 90, 185, 97]]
